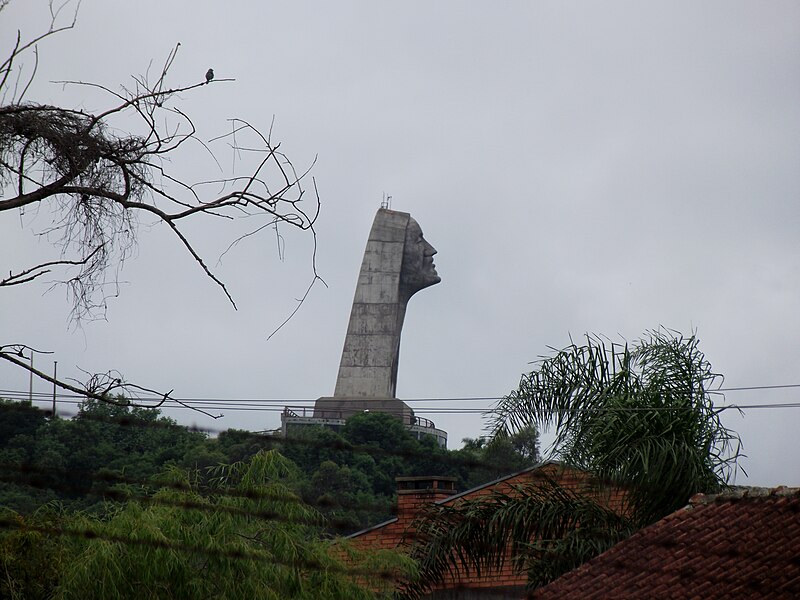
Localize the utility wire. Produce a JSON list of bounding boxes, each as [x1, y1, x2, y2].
[[3, 382, 800, 405], [3, 393, 800, 416]]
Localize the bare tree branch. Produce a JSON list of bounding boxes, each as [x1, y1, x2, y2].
[[0, 345, 169, 409], [1, 41, 318, 318], [1, 1, 321, 415], [0, 244, 103, 286], [0, 1, 80, 104]]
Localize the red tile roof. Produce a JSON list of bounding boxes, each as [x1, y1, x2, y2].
[[529, 486, 800, 599]]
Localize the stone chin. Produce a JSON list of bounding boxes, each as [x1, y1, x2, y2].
[[423, 255, 441, 283], [402, 268, 440, 296], [423, 269, 441, 287], [427, 260, 440, 283]]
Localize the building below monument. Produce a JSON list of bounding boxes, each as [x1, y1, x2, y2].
[[279, 207, 447, 447], [280, 401, 448, 447]]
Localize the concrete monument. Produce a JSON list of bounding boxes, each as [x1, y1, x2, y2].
[[313, 208, 440, 421]]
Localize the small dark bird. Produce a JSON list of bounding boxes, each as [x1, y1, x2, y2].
[[205, 68, 214, 83]]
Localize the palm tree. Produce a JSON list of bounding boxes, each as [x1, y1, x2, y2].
[[404, 328, 742, 596]]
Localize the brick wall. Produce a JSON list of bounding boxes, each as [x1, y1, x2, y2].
[[350, 462, 628, 597]]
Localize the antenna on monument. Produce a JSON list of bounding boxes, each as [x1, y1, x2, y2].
[[381, 193, 392, 210]]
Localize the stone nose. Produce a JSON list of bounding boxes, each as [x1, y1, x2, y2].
[[424, 242, 437, 257]]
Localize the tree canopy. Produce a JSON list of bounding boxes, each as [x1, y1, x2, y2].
[[280, 411, 537, 533], [0, 400, 539, 534], [1, 450, 415, 599]]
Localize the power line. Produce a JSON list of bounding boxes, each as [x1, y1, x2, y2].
[[716, 383, 800, 392], [4, 382, 800, 406], [6, 400, 800, 416], [4, 394, 800, 416]]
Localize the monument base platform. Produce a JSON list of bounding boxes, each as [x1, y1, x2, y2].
[[280, 398, 448, 447]]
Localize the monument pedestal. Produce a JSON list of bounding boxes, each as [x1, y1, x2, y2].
[[313, 396, 415, 423], [280, 397, 448, 447]]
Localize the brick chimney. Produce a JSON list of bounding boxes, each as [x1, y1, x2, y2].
[[396, 476, 458, 522]]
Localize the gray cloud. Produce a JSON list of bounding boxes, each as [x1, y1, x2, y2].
[[1, 0, 798, 485]]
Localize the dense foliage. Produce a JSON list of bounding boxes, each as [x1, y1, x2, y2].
[[268, 412, 538, 532], [0, 400, 539, 534], [0, 398, 210, 513], [0, 450, 414, 599], [0, 397, 540, 596]]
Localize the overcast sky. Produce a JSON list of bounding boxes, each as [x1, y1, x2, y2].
[[2, 1, 799, 487]]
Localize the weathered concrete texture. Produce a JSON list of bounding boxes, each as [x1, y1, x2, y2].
[[330, 208, 440, 400], [312, 208, 439, 423]]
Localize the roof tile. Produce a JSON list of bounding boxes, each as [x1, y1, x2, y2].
[[529, 487, 800, 599]]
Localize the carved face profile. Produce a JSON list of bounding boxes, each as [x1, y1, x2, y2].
[[400, 216, 441, 296]]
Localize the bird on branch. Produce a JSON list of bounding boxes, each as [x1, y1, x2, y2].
[[205, 68, 214, 84]]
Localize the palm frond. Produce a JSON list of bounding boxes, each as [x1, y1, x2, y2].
[[409, 329, 742, 596], [490, 328, 741, 524], [403, 473, 633, 598]]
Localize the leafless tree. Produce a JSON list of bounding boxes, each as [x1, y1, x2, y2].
[[0, 1, 320, 414]]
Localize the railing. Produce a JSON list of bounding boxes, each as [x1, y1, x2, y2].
[[282, 406, 438, 430], [282, 406, 315, 418], [411, 415, 436, 429], [281, 405, 447, 447]]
